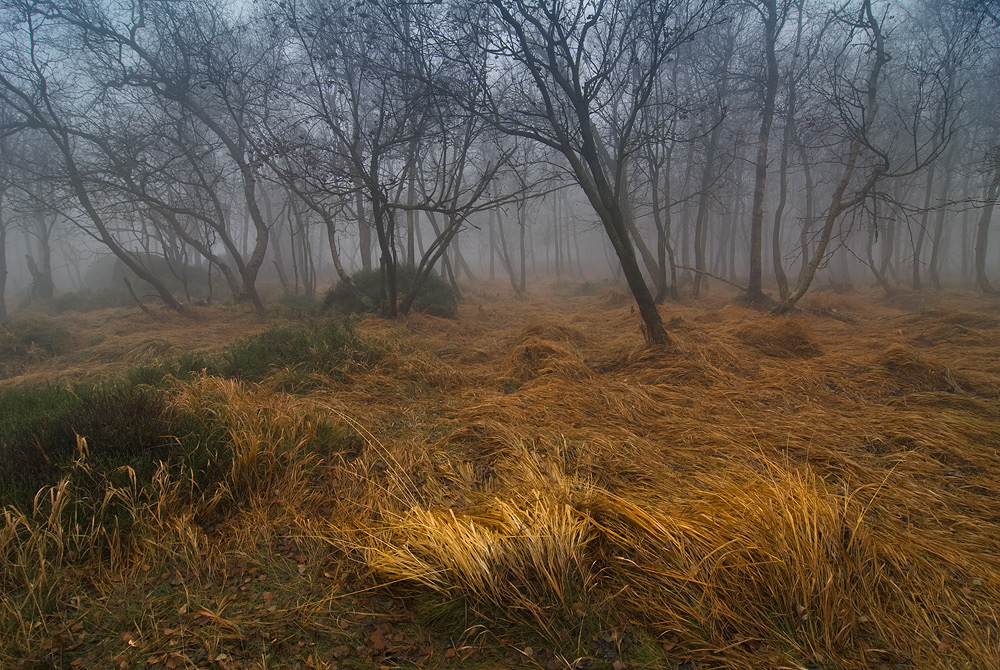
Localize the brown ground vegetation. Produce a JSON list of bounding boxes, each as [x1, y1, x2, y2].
[[2, 282, 999, 669]]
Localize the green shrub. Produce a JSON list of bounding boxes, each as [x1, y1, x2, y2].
[[0, 383, 172, 508], [323, 265, 458, 319], [221, 319, 357, 383], [125, 320, 379, 392]]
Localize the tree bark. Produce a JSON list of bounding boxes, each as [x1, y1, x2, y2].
[[746, 0, 781, 304], [0, 192, 6, 320], [928, 162, 953, 290], [975, 178, 999, 293], [912, 163, 936, 290]]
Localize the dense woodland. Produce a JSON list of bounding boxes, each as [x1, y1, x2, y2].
[[4, 2, 1000, 667], [0, 0, 998, 341]]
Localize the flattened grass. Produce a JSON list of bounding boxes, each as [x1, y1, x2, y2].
[[1, 285, 999, 669]]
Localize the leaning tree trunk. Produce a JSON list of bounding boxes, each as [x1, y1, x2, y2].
[[774, 0, 887, 314], [866, 224, 894, 295], [912, 162, 936, 290], [495, 210, 522, 296]]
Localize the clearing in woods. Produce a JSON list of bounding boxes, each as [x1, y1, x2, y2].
[[1, 281, 999, 669]]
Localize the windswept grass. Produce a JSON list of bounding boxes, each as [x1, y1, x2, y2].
[[1, 284, 998, 669]]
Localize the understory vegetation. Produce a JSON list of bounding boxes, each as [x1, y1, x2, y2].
[[1, 284, 999, 669], [323, 266, 460, 320]]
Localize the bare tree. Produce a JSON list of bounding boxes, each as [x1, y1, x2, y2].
[[439, 0, 720, 345], [774, 0, 955, 313], [0, 0, 187, 310]]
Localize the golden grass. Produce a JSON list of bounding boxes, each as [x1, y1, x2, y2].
[[2, 282, 1000, 668]]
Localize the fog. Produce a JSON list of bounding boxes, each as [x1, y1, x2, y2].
[[0, 0, 997, 337]]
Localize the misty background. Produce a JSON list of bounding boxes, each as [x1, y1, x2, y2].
[[0, 0, 997, 330]]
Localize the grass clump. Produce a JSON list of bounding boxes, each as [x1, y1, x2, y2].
[[0, 318, 74, 377], [125, 351, 216, 388], [0, 376, 357, 667], [222, 320, 351, 381], [734, 316, 822, 358], [126, 319, 378, 392], [44, 287, 133, 313], [323, 265, 459, 319]]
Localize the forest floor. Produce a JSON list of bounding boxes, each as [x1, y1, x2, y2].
[[2, 280, 1000, 670]]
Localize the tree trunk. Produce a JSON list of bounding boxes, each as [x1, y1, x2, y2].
[[488, 208, 496, 280], [928, 162, 953, 290], [650, 146, 674, 301], [495, 209, 521, 295], [746, 0, 781, 304], [0, 194, 6, 320], [356, 189, 372, 272], [867, 225, 893, 295], [775, 0, 887, 314], [772, 3, 803, 300], [975, 178, 999, 293], [406, 177, 416, 267], [913, 163, 936, 290], [518, 204, 527, 295]]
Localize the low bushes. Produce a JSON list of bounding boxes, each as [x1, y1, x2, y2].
[[323, 265, 459, 319], [1, 319, 376, 508], [0, 383, 171, 508]]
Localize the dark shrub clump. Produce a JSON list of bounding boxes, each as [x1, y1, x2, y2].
[[323, 265, 458, 319], [0, 383, 172, 507]]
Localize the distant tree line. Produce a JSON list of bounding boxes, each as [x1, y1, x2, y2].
[[0, 0, 997, 342]]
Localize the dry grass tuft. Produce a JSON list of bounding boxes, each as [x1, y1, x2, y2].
[[877, 343, 969, 393], [801, 291, 868, 316], [503, 335, 593, 382], [909, 307, 999, 330], [600, 287, 629, 307], [734, 316, 823, 358], [366, 494, 594, 636], [516, 321, 591, 347]]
